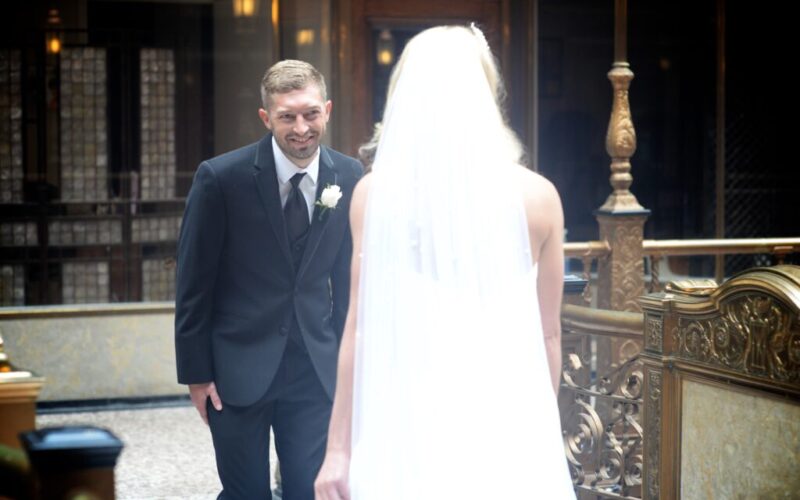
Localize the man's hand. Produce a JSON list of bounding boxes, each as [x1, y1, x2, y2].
[[189, 382, 223, 425], [314, 450, 350, 500]]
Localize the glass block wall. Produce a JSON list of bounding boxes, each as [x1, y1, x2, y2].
[[1, 42, 188, 305], [0, 50, 27, 305], [59, 47, 108, 202], [142, 258, 175, 301], [0, 50, 23, 204], [61, 262, 109, 304], [139, 49, 176, 201], [48, 219, 122, 246], [131, 215, 181, 243], [0, 265, 25, 306], [0, 221, 37, 247]]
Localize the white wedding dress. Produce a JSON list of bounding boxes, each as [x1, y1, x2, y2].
[[347, 26, 575, 499]]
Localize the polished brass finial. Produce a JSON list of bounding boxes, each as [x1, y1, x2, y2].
[[0, 332, 32, 379], [0, 332, 11, 372], [598, 63, 646, 213]]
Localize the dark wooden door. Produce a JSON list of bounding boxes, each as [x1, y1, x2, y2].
[[342, 0, 508, 155]]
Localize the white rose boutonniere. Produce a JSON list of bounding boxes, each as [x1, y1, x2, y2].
[[315, 184, 342, 220]]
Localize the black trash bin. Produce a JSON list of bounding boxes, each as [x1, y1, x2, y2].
[[20, 426, 123, 500]]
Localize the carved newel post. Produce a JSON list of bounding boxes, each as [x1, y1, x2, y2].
[[593, 6, 652, 492], [596, 0, 650, 313]]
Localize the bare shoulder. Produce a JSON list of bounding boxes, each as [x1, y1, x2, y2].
[[513, 166, 562, 213], [514, 166, 564, 257], [349, 173, 373, 230], [351, 173, 372, 210]]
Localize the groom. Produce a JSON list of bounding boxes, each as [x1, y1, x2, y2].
[[175, 60, 362, 499]]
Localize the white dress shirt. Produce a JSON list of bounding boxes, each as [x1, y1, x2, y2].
[[272, 136, 319, 223]]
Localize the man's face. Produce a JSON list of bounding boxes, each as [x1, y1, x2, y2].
[[259, 85, 332, 168]]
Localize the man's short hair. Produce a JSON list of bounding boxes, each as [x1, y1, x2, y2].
[[261, 60, 327, 110]]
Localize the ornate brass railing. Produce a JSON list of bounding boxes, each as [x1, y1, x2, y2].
[[564, 238, 800, 308], [638, 265, 800, 499], [564, 241, 611, 306], [560, 303, 645, 499], [643, 238, 800, 292], [560, 265, 800, 499], [559, 1, 799, 496]]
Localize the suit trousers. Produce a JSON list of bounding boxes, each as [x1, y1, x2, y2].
[[208, 337, 332, 500]]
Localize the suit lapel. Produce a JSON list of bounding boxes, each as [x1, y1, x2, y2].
[[252, 135, 294, 269], [297, 147, 336, 280]]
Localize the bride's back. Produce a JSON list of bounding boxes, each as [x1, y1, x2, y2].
[[515, 165, 565, 265], [343, 25, 572, 500]]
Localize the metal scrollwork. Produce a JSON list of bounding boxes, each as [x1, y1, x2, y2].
[[561, 336, 644, 498]]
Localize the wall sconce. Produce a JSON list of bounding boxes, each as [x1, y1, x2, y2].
[[46, 32, 62, 55], [376, 29, 394, 66], [233, 0, 259, 18], [46, 9, 62, 55], [271, 0, 279, 30], [296, 29, 315, 47]]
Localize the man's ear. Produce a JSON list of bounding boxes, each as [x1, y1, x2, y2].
[[325, 100, 333, 119], [258, 108, 272, 131]]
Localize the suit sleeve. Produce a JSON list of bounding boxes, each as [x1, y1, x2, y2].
[[330, 220, 352, 337], [175, 161, 225, 384], [330, 160, 363, 337]]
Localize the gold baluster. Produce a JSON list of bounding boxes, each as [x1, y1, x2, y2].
[[582, 256, 593, 306], [650, 255, 661, 293]]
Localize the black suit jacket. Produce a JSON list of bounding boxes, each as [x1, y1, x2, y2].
[[175, 134, 362, 406]]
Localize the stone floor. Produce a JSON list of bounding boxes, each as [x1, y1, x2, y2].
[[37, 405, 279, 500]]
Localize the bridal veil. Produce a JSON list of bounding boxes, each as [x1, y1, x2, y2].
[[349, 25, 575, 499]]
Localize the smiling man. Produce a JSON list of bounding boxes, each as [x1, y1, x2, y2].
[[175, 60, 363, 499]]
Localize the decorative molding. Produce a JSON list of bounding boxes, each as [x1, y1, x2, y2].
[[645, 314, 664, 353], [673, 293, 799, 384], [598, 215, 647, 313], [645, 369, 662, 500]]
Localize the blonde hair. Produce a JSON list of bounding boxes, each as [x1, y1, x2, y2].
[[358, 122, 382, 173], [261, 60, 327, 110], [384, 26, 506, 113], [375, 25, 523, 163]]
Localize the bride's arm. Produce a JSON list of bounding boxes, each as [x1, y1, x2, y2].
[[534, 181, 565, 396], [315, 176, 370, 500]]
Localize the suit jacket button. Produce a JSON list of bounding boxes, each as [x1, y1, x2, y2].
[[279, 326, 289, 336]]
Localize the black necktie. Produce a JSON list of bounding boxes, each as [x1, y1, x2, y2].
[[285, 173, 310, 349], [284, 172, 310, 252]]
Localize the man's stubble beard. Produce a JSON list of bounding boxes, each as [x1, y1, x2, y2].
[[277, 132, 322, 162]]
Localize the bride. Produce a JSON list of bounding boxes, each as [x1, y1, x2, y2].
[[315, 25, 575, 500]]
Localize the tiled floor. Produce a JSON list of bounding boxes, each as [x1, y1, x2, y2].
[[37, 405, 279, 500]]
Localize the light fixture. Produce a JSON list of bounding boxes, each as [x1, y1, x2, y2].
[[271, 0, 279, 30], [296, 29, 315, 46], [47, 34, 61, 55], [376, 29, 394, 66], [233, 0, 259, 18], [46, 9, 62, 55]]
